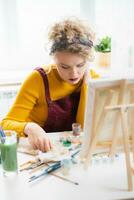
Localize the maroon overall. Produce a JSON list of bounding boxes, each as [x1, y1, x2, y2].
[[35, 67, 80, 132]]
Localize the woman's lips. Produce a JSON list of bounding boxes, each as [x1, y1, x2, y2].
[[69, 78, 79, 82]]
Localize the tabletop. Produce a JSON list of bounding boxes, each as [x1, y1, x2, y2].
[[0, 133, 134, 200]]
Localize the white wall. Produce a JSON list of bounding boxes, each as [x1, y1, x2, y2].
[[0, 0, 134, 79], [94, 0, 134, 74], [0, 0, 81, 72]]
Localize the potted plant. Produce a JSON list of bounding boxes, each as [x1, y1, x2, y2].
[[94, 36, 111, 68]]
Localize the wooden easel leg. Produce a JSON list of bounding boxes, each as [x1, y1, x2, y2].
[[84, 135, 98, 168], [120, 108, 133, 191], [130, 89, 134, 161], [84, 90, 113, 168], [85, 109, 108, 168], [109, 110, 120, 157], [109, 81, 127, 157]]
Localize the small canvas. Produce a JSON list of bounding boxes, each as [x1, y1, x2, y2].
[[81, 77, 134, 160]]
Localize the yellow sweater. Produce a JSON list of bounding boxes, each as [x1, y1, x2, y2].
[[0, 66, 88, 137]]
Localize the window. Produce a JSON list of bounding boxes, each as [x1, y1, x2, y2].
[[94, 0, 134, 73], [0, 0, 133, 78], [0, 0, 80, 72]]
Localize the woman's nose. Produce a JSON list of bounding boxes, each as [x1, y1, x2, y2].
[[70, 68, 78, 77]]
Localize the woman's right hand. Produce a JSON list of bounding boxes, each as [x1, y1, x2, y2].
[[24, 122, 52, 152]]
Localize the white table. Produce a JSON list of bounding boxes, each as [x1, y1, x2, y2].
[[1, 134, 134, 200]]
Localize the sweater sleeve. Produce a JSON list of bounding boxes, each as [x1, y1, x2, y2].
[[0, 70, 41, 137]]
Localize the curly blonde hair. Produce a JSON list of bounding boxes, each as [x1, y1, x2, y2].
[[48, 17, 95, 61]]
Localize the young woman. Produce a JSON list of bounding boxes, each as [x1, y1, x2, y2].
[[1, 17, 95, 152]]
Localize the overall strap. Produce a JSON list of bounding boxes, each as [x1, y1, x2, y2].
[[35, 67, 51, 104]]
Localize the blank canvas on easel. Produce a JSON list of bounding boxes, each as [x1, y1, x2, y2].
[[81, 78, 134, 160]]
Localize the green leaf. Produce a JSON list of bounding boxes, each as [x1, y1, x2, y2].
[[94, 36, 111, 53]]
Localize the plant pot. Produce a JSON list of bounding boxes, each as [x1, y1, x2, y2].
[[96, 52, 111, 68]]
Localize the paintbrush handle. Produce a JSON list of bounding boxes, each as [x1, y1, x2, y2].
[[51, 173, 79, 185], [29, 162, 62, 182], [0, 126, 6, 137]]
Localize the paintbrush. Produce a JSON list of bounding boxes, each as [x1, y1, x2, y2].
[[29, 161, 61, 182], [29, 161, 79, 185], [29, 146, 81, 183], [20, 160, 36, 168], [0, 126, 6, 137], [50, 172, 79, 185], [44, 162, 79, 185]]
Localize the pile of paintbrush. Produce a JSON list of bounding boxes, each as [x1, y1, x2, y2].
[[20, 146, 81, 185]]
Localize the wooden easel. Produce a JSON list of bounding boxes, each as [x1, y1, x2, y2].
[[82, 80, 125, 167], [106, 103, 134, 191], [108, 80, 127, 157], [81, 79, 134, 191]]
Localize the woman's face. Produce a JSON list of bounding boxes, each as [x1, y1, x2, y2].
[[53, 52, 87, 84]]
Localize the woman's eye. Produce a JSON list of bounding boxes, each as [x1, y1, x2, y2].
[[77, 64, 84, 68], [61, 65, 69, 69]]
